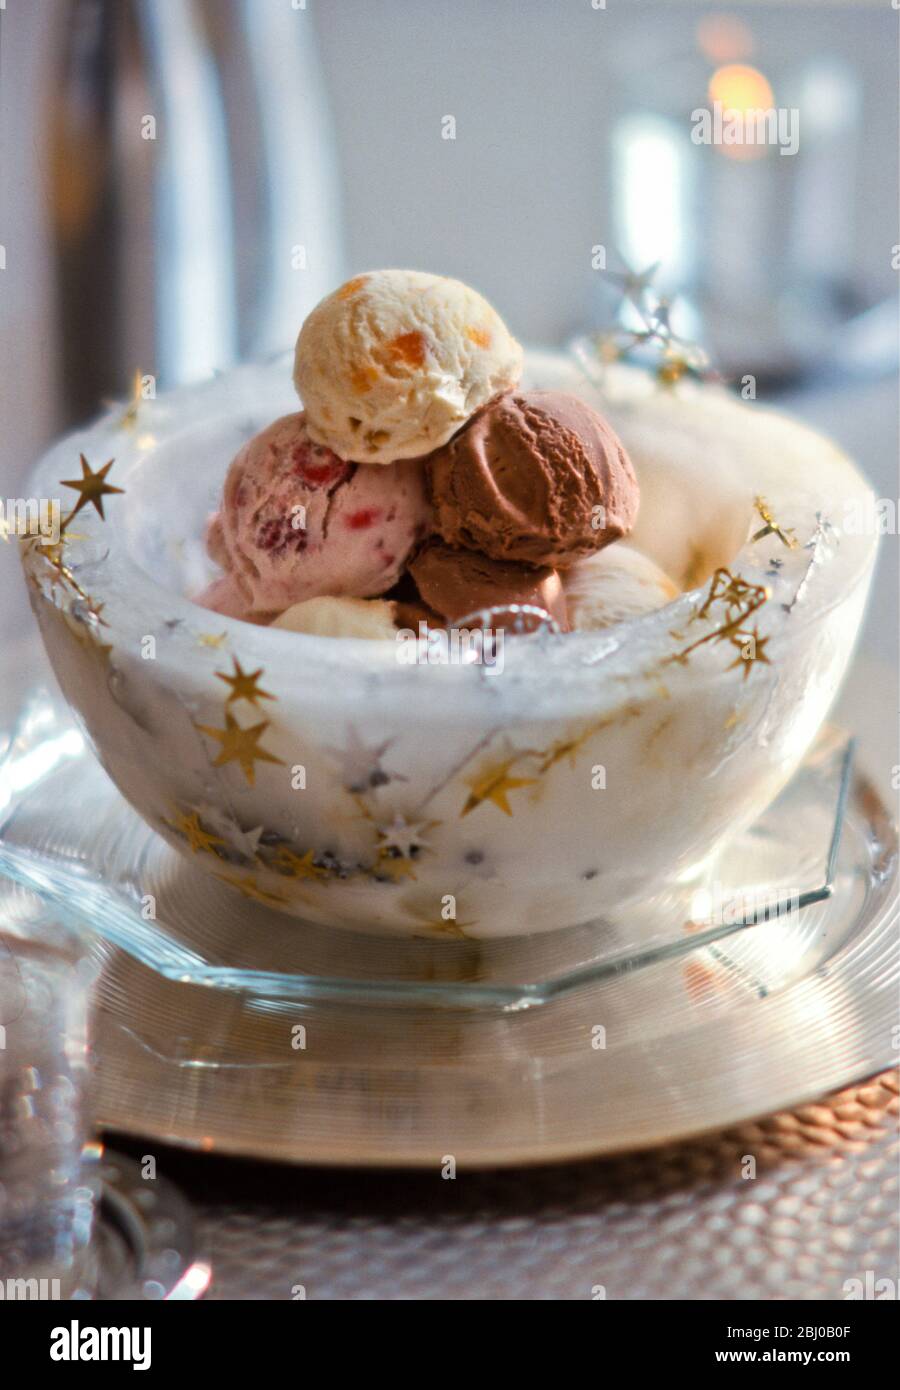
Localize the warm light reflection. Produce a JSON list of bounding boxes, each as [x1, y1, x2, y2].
[[708, 64, 774, 113], [708, 64, 775, 161], [696, 15, 754, 64]]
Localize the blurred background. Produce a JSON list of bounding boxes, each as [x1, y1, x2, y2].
[[0, 0, 897, 773]]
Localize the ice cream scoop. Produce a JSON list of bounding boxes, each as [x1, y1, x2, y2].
[[199, 413, 429, 621], [408, 540, 568, 627], [427, 390, 639, 567], [271, 596, 398, 639], [293, 270, 523, 464], [563, 543, 679, 630]]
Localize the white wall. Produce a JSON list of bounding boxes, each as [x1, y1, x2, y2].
[[313, 0, 899, 342]]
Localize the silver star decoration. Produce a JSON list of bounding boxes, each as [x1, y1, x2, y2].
[[604, 258, 661, 313], [325, 726, 407, 794], [376, 815, 431, 858], [784, 514, 838, 613], [195, 803, 263, 860], [649, 296, 674, 336], [805, 512, 838, 551]]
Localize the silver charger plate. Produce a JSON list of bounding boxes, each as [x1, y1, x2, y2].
[[0, 692, 897, 1167]]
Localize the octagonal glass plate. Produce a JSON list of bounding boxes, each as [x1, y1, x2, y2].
[[0, 690, 897, 1166]]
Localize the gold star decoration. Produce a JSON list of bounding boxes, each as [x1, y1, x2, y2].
[[195, 711, 284, 785], [22, 531, 89, 602], [197, 631, 229, 649], [374, 852, 418, 883], [61, 607, 113, 664], [462, 756, 536, 817], [216, 657, 275, 708], [697, 569, 765, 623], [50, 557, 88, 600], [216, 872, 287, 907], [727, 627, 772, 681], [166, 809, 225, 856], [668, 567, 768, 671], [118, 370, 145, 431], [656, 349, 691, 386], [537, 730, 591, 775], [752, 496, 797, 549], [60, 455, 124, 526], [270, 847, 329, 881], [536, 703, 643, 776], [195, 804, 264, 859]]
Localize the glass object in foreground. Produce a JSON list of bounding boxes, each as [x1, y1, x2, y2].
[[0, 892, 97, 1298]]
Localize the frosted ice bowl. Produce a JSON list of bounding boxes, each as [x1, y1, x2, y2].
[[22, 353, 877, 939]]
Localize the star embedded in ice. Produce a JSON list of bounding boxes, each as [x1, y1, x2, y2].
[[374, 853, 418, 883], [462, 756, 536, 818], [604, 258, 662, 313], [215, 657, 275, 708], [805, 512, 837, 552], [375, 815, 432, 858], [195, 804, 264, 860], [194, 711, 284, 786], [325, 726, 406, 794], [166, 808, 225, 856], [270, 847, 329, 881], [727, 628, 772, 681]]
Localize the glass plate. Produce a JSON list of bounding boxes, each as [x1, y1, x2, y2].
[[0, 689, 897, 1164]]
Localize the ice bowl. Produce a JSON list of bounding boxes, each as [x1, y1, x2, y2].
[[21, 352, 877, 939]]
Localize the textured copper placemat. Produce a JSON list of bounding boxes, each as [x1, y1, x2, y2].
[[114, 1069, 898, 1300]]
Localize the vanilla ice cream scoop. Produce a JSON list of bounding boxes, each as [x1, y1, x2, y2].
[[293, 270, 523, 464], [271, 596, 398, 639], [563, 543, 679, 630]]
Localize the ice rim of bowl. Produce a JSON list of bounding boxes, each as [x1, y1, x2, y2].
[[21, 353, 878, 698]]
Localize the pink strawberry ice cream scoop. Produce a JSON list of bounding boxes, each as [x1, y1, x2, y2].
[[197, 412, 430, 621]]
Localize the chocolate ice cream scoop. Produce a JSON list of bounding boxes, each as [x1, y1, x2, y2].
[[427, 390, 639, 567], [409, 541, 568, 628]]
